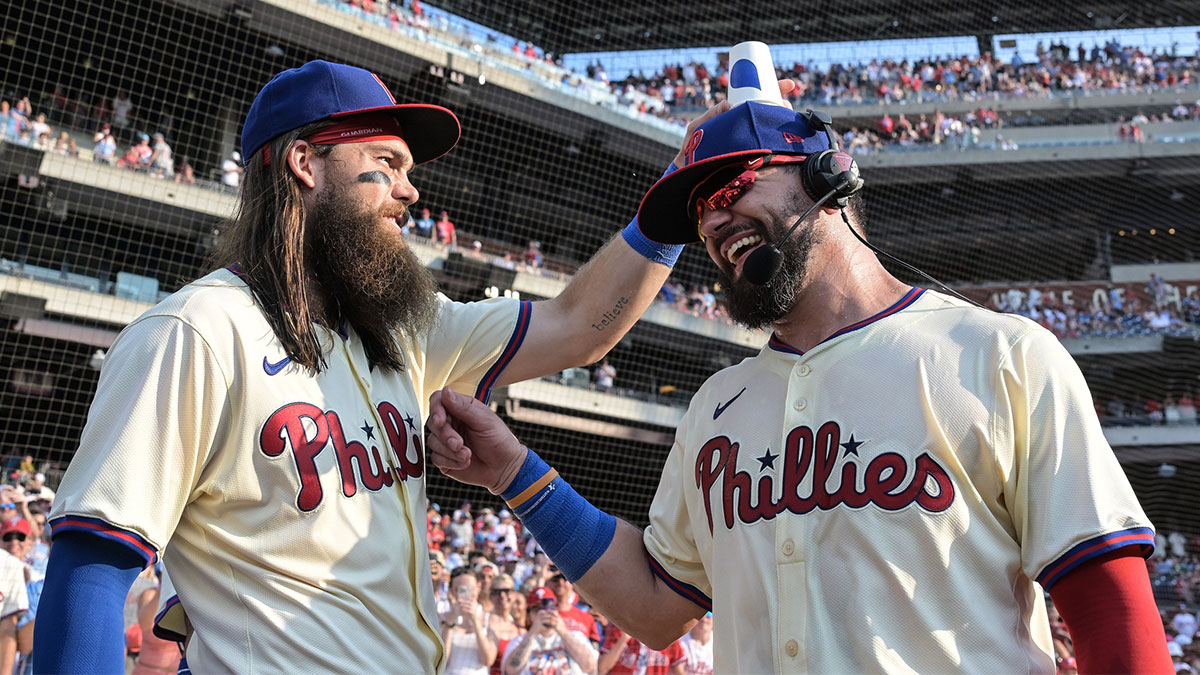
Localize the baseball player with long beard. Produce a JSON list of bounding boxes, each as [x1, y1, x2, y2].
[[35, 59, 694, 673], [426, 47, 1173, 674]]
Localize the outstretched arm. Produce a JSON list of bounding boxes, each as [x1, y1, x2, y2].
[[495, 98, 749, 387], [495, 228, 675, 386], [428, 388, 704, 648]]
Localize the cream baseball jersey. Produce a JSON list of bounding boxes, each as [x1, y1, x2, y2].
[[50, 267, 530, 673], [643, 288, 1154, 673]]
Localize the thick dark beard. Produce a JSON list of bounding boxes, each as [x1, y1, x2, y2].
[[719, 193, 818, 330], [308, 188, 440, 343]]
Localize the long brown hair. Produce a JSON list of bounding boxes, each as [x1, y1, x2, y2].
[[207, 121, 336, 372]]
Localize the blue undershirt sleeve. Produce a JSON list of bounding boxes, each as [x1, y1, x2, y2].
[[34, 531, 146, 674]]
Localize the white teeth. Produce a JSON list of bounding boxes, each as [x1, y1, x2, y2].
[[726, 234, 762, 263]]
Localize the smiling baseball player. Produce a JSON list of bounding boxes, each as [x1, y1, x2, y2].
[[36, 60, 686, 674], [425, 45, 1173, 674]]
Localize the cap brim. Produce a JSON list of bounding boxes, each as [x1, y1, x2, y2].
[[637, 150, 774, 245], [332, 103, 461, 165]]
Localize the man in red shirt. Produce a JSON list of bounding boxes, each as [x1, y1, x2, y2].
[[435, 210, 457, 247], [877, 112, 895, 138], [543, 567, 600, 647], [598, 624, 685, 675]]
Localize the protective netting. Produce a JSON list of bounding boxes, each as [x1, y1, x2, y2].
[[3, 0, 1200, 621]]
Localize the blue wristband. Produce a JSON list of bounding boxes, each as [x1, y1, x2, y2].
[[502, 448, 616, 582], [623, 162, 684, 268]]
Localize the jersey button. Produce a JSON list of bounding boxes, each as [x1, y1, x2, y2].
[[793, 398, 808, 411], [782, 540, 795, 556], [796, 364, 811, 377], [785, 639, 799, 657]]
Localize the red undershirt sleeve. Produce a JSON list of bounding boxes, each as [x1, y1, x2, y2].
[[1047, 548, 1173, 674]]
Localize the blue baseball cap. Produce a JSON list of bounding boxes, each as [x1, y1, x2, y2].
[[240, 60, 460, 166], [637, 102, 833, 245]]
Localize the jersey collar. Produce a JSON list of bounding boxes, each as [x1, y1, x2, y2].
[[767, 287, 924, 356]]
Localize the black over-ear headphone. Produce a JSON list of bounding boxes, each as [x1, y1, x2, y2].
[[798, 108, 864, 209]]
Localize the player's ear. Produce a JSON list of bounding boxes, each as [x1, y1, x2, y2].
[[286, 139, 321, 190]]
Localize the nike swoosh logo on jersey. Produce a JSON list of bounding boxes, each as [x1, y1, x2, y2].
[[713, 387, 747, 419], [263, 356, 291, 375]]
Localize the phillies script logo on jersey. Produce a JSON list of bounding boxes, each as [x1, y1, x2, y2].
[[695, 420, 954, 532], [259, 401, 423, 511]]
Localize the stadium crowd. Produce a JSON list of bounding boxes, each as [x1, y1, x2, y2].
[[424, 500, 713, 675], [603, 39, 1200, 123], [312, 0, 1200, 133], [0, 456, 58, 674], [0, 96, 196, 185], [1151, 532, 1200, 673], [987, 279, 1199, 340], [5, 33, 1200, 196]]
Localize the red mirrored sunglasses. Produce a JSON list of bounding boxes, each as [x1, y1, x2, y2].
[[691, 154, 809, 238]]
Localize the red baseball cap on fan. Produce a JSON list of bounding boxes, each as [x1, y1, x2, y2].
[[240, 60, 460, 166], [0, 518, 30, 539], [527, 587, 556, 608]]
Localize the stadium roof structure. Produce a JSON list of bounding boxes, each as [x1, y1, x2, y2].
[[433, 0, 1200, 55]]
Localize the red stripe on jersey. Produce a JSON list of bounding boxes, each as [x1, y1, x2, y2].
[[648, 556, 711, 611], [50, 516, 158, 564], [1037, 527, 1155, 589], [475, 300, 532, 403]]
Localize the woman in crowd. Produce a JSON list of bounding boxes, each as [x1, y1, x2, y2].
[[441, 567, 498, 675], [485, 574, 523, 675]]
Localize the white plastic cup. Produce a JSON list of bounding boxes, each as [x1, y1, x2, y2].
[[727, 41, 788, 108]]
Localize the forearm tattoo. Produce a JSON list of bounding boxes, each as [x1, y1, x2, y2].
[[592, 295, 631, 331]]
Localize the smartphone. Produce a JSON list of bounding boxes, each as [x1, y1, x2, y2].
[[456, 586, 472, 603]]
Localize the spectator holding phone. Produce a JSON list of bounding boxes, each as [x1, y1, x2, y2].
[[485, 574, 523, 675], [502, 588, 596, 675], [441, 566, 497, 675], [545, 565, 600, 647]]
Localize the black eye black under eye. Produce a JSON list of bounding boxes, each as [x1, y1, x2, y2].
[[356, 171, 392, 185]]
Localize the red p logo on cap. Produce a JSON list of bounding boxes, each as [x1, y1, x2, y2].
[[683, 129, 704, 165]]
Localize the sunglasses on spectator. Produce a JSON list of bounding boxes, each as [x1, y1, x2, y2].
[[490, 588, 515, 595], [2, 533, 25, 542], [0, 504, 14, 510], [691, 154, 810, 236]]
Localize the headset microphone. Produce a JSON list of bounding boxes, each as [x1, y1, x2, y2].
[[741, 180, 846, 286]]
